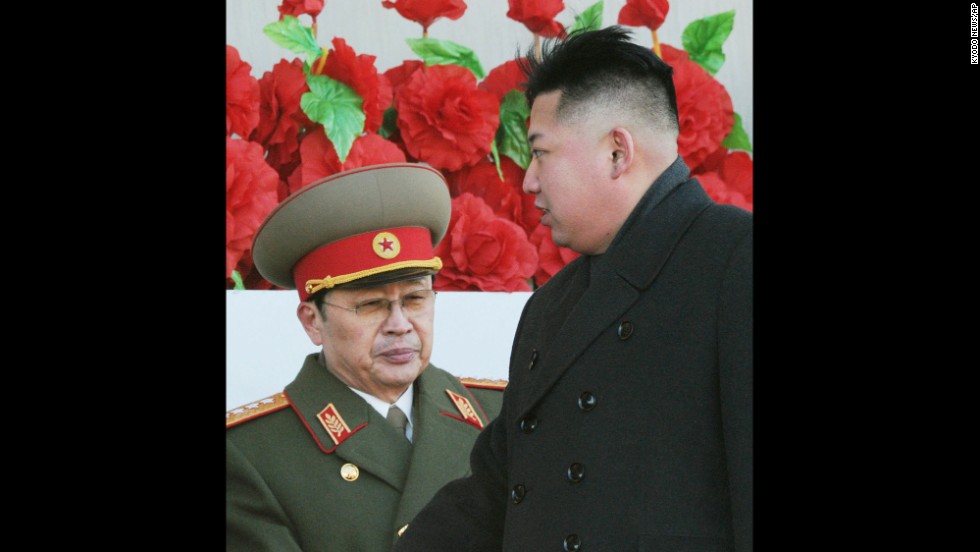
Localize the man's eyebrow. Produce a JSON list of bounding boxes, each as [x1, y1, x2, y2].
[[527, 132, 541, 144]]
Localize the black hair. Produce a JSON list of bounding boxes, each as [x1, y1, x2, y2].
[[518, 25, 679, 135]]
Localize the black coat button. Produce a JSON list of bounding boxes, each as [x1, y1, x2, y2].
[[617, 321, 634, 340], [528, 349, 538, 371], [511, 484, 526, 504], [563, 534, 582, 551], [520, 415, 538, 433], [567, 462, 584, 483], [578, 392, 597, 411]]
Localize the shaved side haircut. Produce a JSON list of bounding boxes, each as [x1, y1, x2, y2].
[[518, 25, 680, 137]]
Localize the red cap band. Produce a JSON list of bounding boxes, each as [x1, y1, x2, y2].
[[293, 226, 440, 301]]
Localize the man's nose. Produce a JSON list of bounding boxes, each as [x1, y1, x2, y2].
[[380, 300, 413, 334], [523, 166, 540, 194]]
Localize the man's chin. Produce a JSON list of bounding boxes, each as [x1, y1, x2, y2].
[[377, 360, 424, 383]]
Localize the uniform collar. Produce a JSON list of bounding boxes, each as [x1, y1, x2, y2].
[[349, 383, 415, 440]]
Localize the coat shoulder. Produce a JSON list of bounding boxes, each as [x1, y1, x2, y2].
[[226, 392, 290, 429]]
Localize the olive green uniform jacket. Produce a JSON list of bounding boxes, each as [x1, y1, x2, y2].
[[226, 353, 505, 551]]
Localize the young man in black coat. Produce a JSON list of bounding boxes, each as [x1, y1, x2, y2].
[[394, 26, 752, 552]]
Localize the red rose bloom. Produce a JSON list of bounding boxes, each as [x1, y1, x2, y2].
[[529, 222, 580, 286], [226, 46, 260, 139], [253, 58, 314, 178], [694, 171, 752, 212], [507, 0, 565, 38], [661, 44, 734, 172], [381, 0, 467, 33], [277, 0, 325, 20], [227, 138, 280, 279], [320, 37, 393, 134], [446, 156, 528, 228], [292, 129, 407, 193], [617, 0, 670, 32], [434, 193, 538, 291], [395, 64, 500, 171], [479, 58, 528, 101]]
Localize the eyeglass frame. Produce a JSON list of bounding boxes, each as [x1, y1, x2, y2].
[[320, 288, 438, 320]]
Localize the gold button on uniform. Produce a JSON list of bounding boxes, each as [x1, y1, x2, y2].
[[340, 463, 359, 481]]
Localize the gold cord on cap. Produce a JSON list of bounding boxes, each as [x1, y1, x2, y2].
[[305, 257, 444, 295]]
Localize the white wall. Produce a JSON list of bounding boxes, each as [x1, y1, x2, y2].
[[226, 0, 753, 142]]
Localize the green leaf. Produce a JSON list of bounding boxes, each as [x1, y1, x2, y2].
[[406, 37, 485, 79], [490, 141, 504, 181], [379, 106, 398, 139], [721, 112, 752, 153], [263, 15, 322, 60], [301, 73, 366, 163], [681, 10, 735, 76], [496, 90, 531, 169], [230, 270, 245, 290], [566, 1, 604, 34]]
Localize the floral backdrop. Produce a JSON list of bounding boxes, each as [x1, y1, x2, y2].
[[227, 0, 753, 292]]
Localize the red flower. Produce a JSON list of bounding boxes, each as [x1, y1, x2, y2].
[[692, 148, 752, 205], [381, 0, 467, 33], [507, 0, 565, 38], [277, 0, 325, 21], [226, 46, 260, 139], [253, 58, 314, 179], [291, 129, 407, 194], [529, 222, 580, 286], [434, 193, 538, 291], [382, 60, 426, 157], [720, 151, 753, 203], [617, 0, 670, 32], [227, 138, 280, 279], [479, 58, 528, 102], [696, 144, 729, 174], [395, 64, 500, 171], [384, 60, 425, 97], [694, 171, 752, 212], [661, 44, 734, 172], [451, 152, 538, 236], [446, 156, 528, 228], [320, 37, 393, 134]]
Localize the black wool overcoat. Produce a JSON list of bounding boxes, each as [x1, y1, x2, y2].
[[395, 157, 753, 552]]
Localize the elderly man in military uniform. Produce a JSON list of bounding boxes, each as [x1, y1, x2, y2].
[[226, 163, 506, 552]]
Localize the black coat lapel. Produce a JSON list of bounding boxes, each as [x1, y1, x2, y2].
[[515, 176, 714, 418]]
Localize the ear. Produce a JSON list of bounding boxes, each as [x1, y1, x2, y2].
[[297, 302, 325, 346], [609, 127, 634, 179]]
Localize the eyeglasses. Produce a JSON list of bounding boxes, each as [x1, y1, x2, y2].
[[322, 289, 438, 322]]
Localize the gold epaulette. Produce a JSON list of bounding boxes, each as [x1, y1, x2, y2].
[[458, 377, 508, 390], [226, 392, 290, 428]]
